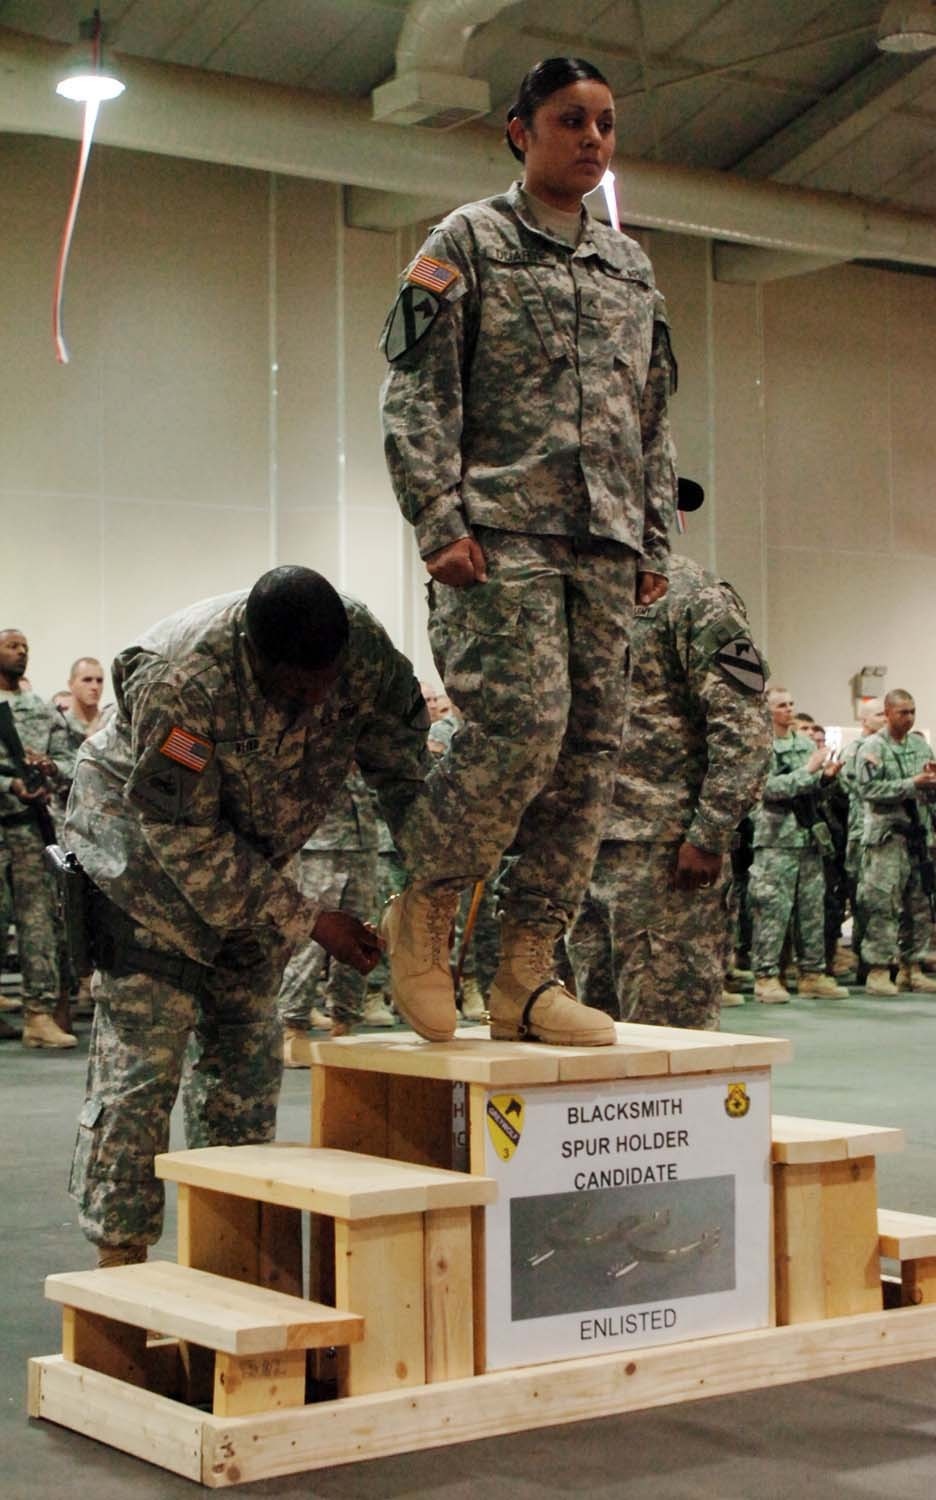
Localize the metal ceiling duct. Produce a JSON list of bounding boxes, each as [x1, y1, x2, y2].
[[372, 0, 519, 128]]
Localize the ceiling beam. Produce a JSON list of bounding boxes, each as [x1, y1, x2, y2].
[[733, 51, 936, 183]]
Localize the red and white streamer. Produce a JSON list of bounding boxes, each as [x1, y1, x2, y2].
[[53, 96, 100, 365]]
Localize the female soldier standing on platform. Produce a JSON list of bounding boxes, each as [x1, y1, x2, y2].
[[379, 57, 678, 1048]]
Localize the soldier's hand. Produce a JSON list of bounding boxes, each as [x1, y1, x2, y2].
[[821, 759, 844, 780], [914, 767, 936, 788], [9, 776, 49, 804], [636, 571, 668, 606], [673, 842, 722, 893], [25, 749, 56, 778], [312, 911, 384, 975], [806, 747, 828, 773], [425, 537, 488, 588]]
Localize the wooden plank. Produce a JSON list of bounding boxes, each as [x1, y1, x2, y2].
[[47, 1262, 364, 1355], [177, 1182, 260, 1283], [31, 1355, 204, 1483], [772, 1116, 905, 1164], [423, 1206, 474, 1382], [213, 1348, 307, 1416], [554, 1043, 671, 1080], [468, 1084, 488, 1375], [334, 1212, 426, 1395], [309, 1033, 560, 1085], [615, 1024, 793, 1072], [194, 1304, 936, 1486], [158, 1143, 497, 1219], [258, 1203, 303, 1297], [878, 1208, 936, 1259], [774, 1158, 882, 1323], [310, 1063, 388, 1153], [387, 1074, 454, 1168], [61, 1305, 148, 1386]]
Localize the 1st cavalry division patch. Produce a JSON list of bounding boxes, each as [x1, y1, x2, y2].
[[486, 1094, 525, 1161], [384, 284, 441, 362], [714, 637, 766, 695]]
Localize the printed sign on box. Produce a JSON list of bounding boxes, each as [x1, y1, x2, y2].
[[481, 1070, 771, 1370]]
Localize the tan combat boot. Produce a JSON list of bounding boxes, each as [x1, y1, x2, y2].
[[865, 967, 899, 996], [897, 964, 936, 994], [96, 1244, 148, 1267], [282, 1025, 310, 1068], [361, 992, 396, 1027], [753, 976, 789, 1004], [22, 1011, 78, 1049], [797, 972, 849, 999], [720, 989, 744, 1008], [380, 884, 459, 1042], [488, 923, 615, 1046], [459, 976, 488, 1022]]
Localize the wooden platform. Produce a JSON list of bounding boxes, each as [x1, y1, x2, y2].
[[29, 1303, 936, 1486], [306, 1023, 793, 1084]]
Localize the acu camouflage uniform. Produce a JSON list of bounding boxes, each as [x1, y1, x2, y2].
[[749, 732, 827, 978], [278, 767, 379, 1029], [381, 182, 676, 935], [566, 556, 770, 1029], [0, 688, 75, 1015], [855, 729, 936, 967], [64, 590, 429, 1248]]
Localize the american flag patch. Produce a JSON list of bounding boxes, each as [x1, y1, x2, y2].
[[407, 255, 459, 295], [159, 726, 213, 774]]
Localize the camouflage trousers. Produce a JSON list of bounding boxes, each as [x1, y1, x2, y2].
[[858, 837, 932, 966], [398, 529, 635, 933], [1, 819, 61, 1011], [70, 928, 288, 1248], [454, 871, 504, 994], [278, 849, 378, 1027], [566, 842, 728, 1030], [749, 844, 824, 977]]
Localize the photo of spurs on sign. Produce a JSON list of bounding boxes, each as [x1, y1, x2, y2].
[[481, 1072, 771, 1371]]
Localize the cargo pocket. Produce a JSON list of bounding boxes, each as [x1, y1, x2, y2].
[[68, 1095, 104, 1198], [428, 578, 535, 740]]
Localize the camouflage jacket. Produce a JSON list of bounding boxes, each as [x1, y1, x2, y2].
[[59, 703, 115, 756], [855, 728, 935, 847], [302, 765, 379, 853], [839, 733, 866, 852], [605, 555, 770, 849], [751, 732, 823, 849], [380, 181, 676, 568], [65, 591, 429, 963], [0, 688, 75, 819]]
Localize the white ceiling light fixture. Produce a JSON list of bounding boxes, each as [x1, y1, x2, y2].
[[55, 9, 125, 103], [877, 0, 936, 52]]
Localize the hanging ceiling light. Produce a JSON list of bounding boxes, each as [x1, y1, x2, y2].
[[55, 9, 125, 102], [877, 0, 936, 51]]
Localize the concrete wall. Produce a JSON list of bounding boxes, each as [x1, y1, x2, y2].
[[2, 134, 935, 723]]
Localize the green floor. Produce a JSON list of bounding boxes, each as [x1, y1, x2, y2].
[[3, 993, 936, 1498]]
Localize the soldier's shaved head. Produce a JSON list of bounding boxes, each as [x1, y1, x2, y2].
[[245, 566, 349, 669], [884, 689, 914, 709]]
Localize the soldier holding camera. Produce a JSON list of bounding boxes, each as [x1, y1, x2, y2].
[[0, 628, 76, 1048]]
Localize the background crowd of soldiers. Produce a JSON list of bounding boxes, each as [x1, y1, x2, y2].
[[4, 562, 934, 1060]]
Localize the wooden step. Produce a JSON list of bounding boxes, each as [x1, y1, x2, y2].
[[772, 1115, 904, 1164], [46, 1259, 363, 1355], [878, 1209, 936, 1307], [46, 1260, 364, 1418], [878, 1209, 936, 1260], [155, 1141, 497, 1217]]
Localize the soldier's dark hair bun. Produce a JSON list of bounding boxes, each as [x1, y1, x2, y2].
[[505, 57, 610, 162], [245, 566, 349, 668]]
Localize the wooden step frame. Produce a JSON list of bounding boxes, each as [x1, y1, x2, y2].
[[29, 1302, 936, 1487], [45, 1260, 364, 1418], [155, 1143, 496, 1396], [771, 1115, 904, 1324], [878, 1208, 936, 1306]]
